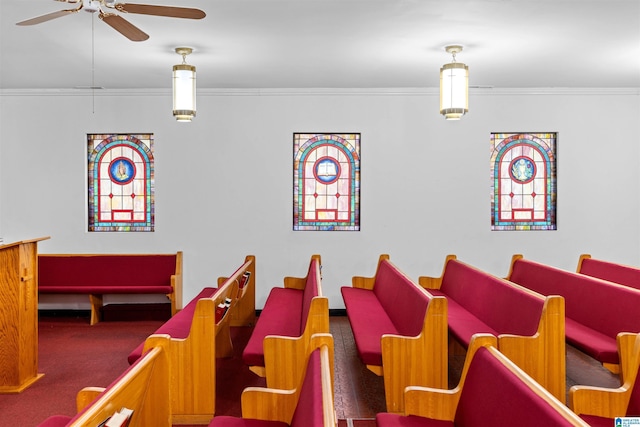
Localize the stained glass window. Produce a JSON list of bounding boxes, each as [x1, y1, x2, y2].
[[490, 133, 557, 231], [293, 133, 360, 231], [87, 133, 154, 232]]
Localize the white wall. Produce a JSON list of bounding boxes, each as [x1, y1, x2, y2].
[[1, 88, 639, 309]]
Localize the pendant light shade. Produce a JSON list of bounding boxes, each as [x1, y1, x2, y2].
[[173, 47, 196, 122], [440, 45, 468, 120]]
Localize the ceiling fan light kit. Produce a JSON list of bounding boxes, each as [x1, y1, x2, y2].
[[440, 45, 469, 120], [173, 47, 197, 122]]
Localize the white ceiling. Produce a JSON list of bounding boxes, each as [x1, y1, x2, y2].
[[1, 0, 639, 90]]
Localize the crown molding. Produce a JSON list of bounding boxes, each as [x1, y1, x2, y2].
[[1, 87, 638, 97]]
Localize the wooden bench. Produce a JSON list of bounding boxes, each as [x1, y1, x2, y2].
[[127, 254, 255, 364], [242, 254, 329, 391], [577, 253, 640, 291], [341, 254, 448, 414], [569, 332, 640, 426], [38, 252, 183, 325], [419, 255, 566, 403], [130, 255, 255, 425], [36, 345, 170, 427], [376, 334, 589, 427], [210, 334, 336, 427], [507, 254, 640, 374]]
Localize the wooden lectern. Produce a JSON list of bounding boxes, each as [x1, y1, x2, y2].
[[0, 237, 50, 393]]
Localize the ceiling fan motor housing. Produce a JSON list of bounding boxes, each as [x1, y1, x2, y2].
[[83, 0, 101, 13]]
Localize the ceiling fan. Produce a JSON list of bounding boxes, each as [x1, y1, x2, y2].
[[16, 0, 206, 41]]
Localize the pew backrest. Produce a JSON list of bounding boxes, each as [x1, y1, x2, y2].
[[577, 254, 640, 291]]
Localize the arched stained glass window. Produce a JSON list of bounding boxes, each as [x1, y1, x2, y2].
[[294, 133, 360, 231], [491, 133, 557, 231], [88, 133, 154, 232]]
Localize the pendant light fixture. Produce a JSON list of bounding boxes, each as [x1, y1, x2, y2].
[[173, 47, 196, 122], [440, 45, 469, 120]]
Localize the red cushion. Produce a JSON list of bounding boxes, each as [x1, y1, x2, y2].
[[376, 413, 453, 427], [36, 415, 73, 427], [372, 260, 430, 337], [578, 415, 613, 427], [564, 318, 619, 364], [341, 286, 399, 366], [242, 287, 304, 367], [208, 416, 288, 427], [580, 258, 640, 291], [455, 347, 577, 426], [38, 254, 177, 290], [440, 260, 543, 337], [127, 287, 219, 364]]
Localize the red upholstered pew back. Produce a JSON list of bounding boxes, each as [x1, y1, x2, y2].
[[441, 259, 544, 337], [38, 254, 177, 293], [373, 259, 431, 337], [579, 256, 640, 291]]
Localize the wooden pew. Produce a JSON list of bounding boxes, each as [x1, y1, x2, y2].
[[508, 254, 640, 374], [341, 254, 448, 413], [209, 334, 335, 427], [376, 334, 589, 427], [242, 255, 330, 391], [419, 254, 566, 403], [36, 346, 170, 427], [570, 332, 640, 426], [138, 256, 255, 425], [39, 252, 183, 325]]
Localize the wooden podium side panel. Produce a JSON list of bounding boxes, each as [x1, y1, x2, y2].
[[0, 239, 45, 393], [0, 245, 22, 388]]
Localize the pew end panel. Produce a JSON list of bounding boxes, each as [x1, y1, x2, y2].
[[142, 281, 240, 425], [215, 339, 336, 427], [262, 300, 331, 390], [392, 335, 589, 427], [380, 295, 449, 414], [403, 334, 497, 420], [497, 294, 566, 404], [56, 346, 171, 427], [569, 332, 639, 419]]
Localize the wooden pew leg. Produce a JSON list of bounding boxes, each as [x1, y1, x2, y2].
[[249, 366, 266, 377], [603, 362, 620, 374], [366, 365, 383, 376], [89, 294, 103, 325]]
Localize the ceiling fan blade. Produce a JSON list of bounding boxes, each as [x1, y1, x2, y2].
[[114, 3, 206, 19], [99, 12, 149, 41], [16, 6, 81, 26]]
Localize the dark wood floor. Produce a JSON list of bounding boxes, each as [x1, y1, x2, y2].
[[330, 316, 621, 420]]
